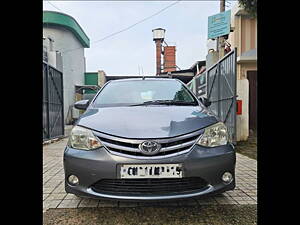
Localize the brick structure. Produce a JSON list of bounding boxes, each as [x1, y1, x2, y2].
[[163, 46, 176, 73]]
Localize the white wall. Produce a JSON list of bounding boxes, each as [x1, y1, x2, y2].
[[43, 26, 86, 124], [236, 79, 249, 141]]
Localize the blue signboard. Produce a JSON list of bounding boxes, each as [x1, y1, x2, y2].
[[208, 10, 231, 39]]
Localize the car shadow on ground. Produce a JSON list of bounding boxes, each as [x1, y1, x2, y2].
[[43, 204, 257, 225]]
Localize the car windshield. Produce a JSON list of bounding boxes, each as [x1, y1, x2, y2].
[[92, 79, 198, 107]]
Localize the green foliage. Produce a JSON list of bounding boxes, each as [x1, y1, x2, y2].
[[238, 0, 257, 18]]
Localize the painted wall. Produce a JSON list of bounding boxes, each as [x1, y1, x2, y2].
[[227, 3, 257, 141], [98, 70, 107, 87], [236, 79, 249, 141], [228, 4, 257, 58], [84, 72, 98, 94], [239, 62, 257, 79], [43, 25, 86, 124], [85, 72, 98, 85]]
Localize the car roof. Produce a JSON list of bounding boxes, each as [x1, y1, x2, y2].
[[108, 77, 181, 83]]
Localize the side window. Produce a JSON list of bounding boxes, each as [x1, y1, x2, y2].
[[199, 73, 206, 85], [187, 81, 195, 93], [196, 73, 207, 98]]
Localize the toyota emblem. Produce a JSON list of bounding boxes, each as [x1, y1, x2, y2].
[[139, 141, 161, 155]]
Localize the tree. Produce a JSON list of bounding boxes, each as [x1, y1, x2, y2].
[[238, 0, 257, 18]]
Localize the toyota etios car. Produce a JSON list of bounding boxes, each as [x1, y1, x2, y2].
[[64, 78, 236, 200]]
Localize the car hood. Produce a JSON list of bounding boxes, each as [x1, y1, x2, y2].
[[77, 106, 218, 139]]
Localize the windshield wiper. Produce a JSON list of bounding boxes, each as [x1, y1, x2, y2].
[[130, 100, 197, 106]]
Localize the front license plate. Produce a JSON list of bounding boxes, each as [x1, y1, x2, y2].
[[120, 164, 183, 179]]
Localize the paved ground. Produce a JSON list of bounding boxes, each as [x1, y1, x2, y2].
[[235, 130, 257, 160], [43, 138, 257, 212], [43, 205, 257, 225]]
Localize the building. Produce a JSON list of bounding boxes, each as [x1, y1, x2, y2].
[[227, 3, 257, 141], [43, 11, 90, 124], [160, 60, 206, 85], [163, 46, 177, 73], [185, 61, 207, 97], [85, 60, 205, 88]]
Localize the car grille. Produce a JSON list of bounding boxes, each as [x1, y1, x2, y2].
[[91, 177, 209, 196], [95, 129, 203, 158]]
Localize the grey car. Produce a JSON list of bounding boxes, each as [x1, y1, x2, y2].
[[64, 78, 236, 201]]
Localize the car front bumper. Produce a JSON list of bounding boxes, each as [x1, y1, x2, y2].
[[63, 143, 236, 201]]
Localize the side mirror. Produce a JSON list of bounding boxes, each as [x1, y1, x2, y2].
[[199, 97, 211, 107], [74, 99, 90, 110]]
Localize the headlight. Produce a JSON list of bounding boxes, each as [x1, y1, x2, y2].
[[68, 126, 103, 150], [197, 122, 228, 147]]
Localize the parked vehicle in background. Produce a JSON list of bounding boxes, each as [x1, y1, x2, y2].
[[64, 78, 236, 200]]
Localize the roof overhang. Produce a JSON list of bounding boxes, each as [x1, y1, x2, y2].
[[237, 57, 257, 64], [237, 49, 257, 64], [190, 60, 206, 70], [75, 85, 100, 93], [43, 11, 90, 48]]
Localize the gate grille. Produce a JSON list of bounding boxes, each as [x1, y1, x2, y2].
[[206, 50, 237, 142], [43, 62, 64, 140]]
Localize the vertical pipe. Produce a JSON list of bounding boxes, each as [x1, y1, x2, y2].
[[155, 40, 162, 75], [220, 0, 225, 12], [46, 63, 50, 139], [219, 0, 226, 59], [217, 64, 221, 120], [233, 48, 237, 143], [61, 69, 64, 136]]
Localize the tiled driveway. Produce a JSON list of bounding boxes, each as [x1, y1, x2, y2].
[[43, 138, 257, 212]]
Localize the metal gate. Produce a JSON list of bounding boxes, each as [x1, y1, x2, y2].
[[43, 62, 64, 140], [206, 49, 237, 143]]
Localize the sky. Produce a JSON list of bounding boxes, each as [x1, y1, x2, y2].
[[43, 1, 236, 75]]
